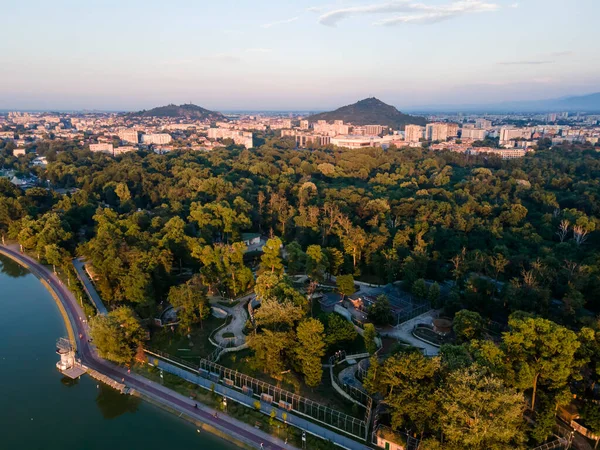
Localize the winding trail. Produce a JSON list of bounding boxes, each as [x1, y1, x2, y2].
[[211, 293, 254, 348], [0, 245, 289, 450]]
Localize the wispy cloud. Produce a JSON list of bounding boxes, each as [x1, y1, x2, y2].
[[498, 50, 573, 66], [509, 2, 519, 8], [318, 0, 499, 27], [261, 17, 299, 28], [307, 6, 325, 13], [498, 60, 553, 65], [318, 1, 413, 26]]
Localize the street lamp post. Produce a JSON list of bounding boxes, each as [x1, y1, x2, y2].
[[223, 397, 227, 413]]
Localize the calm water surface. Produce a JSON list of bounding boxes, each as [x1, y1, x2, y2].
[[0, 254, 235, 450]]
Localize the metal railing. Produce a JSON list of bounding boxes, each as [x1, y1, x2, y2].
[[145, 347, 372, 441]]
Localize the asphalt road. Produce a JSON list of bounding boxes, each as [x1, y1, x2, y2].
[[0, 245, 286, 450]]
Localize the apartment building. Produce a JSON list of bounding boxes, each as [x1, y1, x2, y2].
[[118, 129, 139, 144], [404, 125, 425, 143], [141, 133, 172, 145]]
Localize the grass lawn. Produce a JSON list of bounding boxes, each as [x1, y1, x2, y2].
[[149, 315, 225, 359]]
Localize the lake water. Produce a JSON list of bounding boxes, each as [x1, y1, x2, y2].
[[0, 254, 235, 450]]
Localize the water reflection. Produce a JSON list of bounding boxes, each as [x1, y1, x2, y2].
[[95, 383, 141, 420], [0, 256, 28, 278], [60, 376, 80, 388]]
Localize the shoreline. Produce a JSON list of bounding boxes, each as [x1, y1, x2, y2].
[[0, 246, 283, 450], [0, 247, 77, 347]]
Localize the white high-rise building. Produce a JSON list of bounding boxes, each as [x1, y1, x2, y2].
[[425, 123, 451, 141], [475, 119, 492, 129], [118, 129, 138, 144], [404, 125, 425, 143]]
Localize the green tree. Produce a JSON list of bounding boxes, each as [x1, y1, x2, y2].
[[305, 244, 326, 282], [502, 314, 580, 410], [411, 278, 428, 299], [439, 365, 526, 450], [295, 318, 326, 387], [324, 247, 344, 279], [285, 241, 305, 274], [453, 309, 485, 342], [44, 243, 68, 272], [428, 282, 441, 307], [115, 182, 131, 204], [440, 344, 472, 371], [89, 307, 145, 364], [167, 277, 210, 332], [364, 323, 377, 354], [325, 313, 357, 348], [371, 352, 441, 436], [260, 237, 284, 275], [247, 330, 294, 381], [368, 294, 393, 326], [336, 274, 355, 299], [580, 402, 600, 436]]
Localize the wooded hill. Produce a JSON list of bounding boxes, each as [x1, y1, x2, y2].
[[307, 97, 426, 130], [126, 103, 226, 121]]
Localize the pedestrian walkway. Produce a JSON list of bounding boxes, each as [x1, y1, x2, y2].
[[148, 351, 372, 450], [210, 293, 254, 347], [379, 311, 440, 356], [72, 257, 108, 315]]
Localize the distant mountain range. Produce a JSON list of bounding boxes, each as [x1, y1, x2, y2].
[[126, 103, 226, 121], [307, 97, 426, 129], [410, 92, 600, 113]]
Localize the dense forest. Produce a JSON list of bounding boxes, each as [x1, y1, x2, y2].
[[2, 137, 600, 448]]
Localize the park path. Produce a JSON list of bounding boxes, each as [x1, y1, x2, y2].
[[0, 244, 290, 450], [72, 257, 108, 315], [211, 293, 254, 348], [379, 311, 440, 356]]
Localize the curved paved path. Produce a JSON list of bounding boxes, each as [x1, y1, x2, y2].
[[0, 245, 288, 450], [212, 293, 253, 348]]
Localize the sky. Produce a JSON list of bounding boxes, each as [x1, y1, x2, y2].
[[1, 0, 599, 111]]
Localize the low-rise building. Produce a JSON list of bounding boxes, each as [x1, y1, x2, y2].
[[468, 147, 527, 159], [331, 135, 383, 148], [207, 128, 253, 148], [89, 143, 114, 154]]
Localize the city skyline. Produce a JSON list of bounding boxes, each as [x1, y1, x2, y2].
[[2, 0, 599, 110]]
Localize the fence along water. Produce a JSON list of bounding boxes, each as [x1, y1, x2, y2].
[[144, 348, 372, 442]]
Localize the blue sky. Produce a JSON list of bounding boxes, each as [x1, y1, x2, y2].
[[1, 0, 598, 111]]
